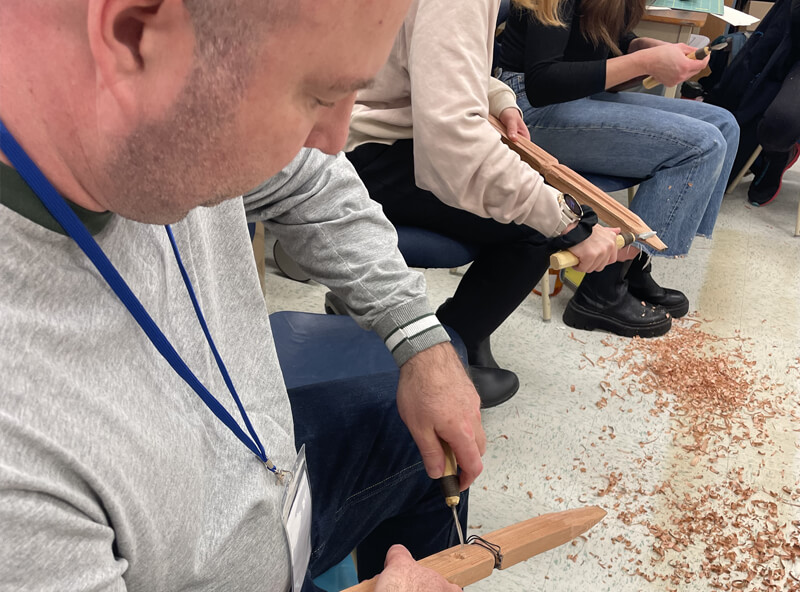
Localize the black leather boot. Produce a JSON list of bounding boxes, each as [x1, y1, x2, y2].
[[437, 300, 519, 409], [466, 337, 519, 409], [563, 261, 672, 338], [469, 365, 520, 409], [625, 254, 689, 318]]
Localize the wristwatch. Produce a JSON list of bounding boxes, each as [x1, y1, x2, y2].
[[554, 192, 584, 234]]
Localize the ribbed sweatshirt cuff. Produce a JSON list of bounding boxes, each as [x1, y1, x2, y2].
[[372, 296, 451, 366]]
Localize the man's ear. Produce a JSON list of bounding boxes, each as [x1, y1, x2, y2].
[[88, 0, 195, 120]]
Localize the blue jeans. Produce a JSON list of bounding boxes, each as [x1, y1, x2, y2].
[[499, 71, 740, 257], [290, 371, 468, 591]]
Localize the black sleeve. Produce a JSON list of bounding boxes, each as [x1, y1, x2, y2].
[[522, 0, 607, 107], [792, 0, 800, 52], [619, 31, 638, 54]]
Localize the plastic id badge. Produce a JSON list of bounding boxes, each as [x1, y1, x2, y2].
[[281, 445, 313, 592]]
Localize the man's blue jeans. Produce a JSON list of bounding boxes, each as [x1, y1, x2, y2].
[[289, 371, 468, 591], [499, 70, 740, 257]]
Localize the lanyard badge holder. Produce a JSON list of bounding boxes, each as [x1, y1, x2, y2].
[[281, 445, 313, 592], [0, 119, 312, 590]]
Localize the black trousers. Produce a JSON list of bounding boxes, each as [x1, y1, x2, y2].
[[346, 139, 552, 354], [758, 59, 800, 153], [732, 59, 800, 176]]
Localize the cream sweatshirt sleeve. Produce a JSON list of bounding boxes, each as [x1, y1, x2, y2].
[[488, 77, 521, 118], [407, 0, 562, 236]]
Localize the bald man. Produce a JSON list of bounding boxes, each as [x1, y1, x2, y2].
[[0, 1, 483, 590]]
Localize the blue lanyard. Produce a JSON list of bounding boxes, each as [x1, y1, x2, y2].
[[0, 119, 278, 474]]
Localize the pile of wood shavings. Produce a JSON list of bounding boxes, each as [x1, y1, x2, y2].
[[577, 316, 800, 591]]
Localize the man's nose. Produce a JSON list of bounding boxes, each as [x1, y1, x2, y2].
[[303, 98, 355, 155]]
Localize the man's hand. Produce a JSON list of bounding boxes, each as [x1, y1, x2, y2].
[[374, 545, 461, 592], [397, 343, 485, 490], [498, 107, 530, 141], [640, 43, 708, 87], [565, 224, 620, 273]]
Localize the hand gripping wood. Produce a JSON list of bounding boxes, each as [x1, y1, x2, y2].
[[341, 506, 606, 591], [642, 45, 707, 90], [487, 115, 666, 255], [550, 233, 630, 270]]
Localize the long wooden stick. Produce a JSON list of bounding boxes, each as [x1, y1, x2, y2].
[[488, 115, 667, 253], [342, 506, 606, 591]]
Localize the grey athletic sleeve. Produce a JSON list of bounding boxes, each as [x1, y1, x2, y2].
[[243, 149, 451, 366]]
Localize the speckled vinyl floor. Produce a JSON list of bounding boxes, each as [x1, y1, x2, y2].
[[261, 163, 800, 591]]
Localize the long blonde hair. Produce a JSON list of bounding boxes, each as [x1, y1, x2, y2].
[[511, 0, 563, 27], [512, 0, 647, 55]]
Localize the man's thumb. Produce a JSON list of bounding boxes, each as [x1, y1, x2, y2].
[[384, 544, 414, 568]]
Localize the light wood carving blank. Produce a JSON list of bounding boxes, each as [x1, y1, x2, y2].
[[488, 115, 667, 252], [342, 506, 606, 591]]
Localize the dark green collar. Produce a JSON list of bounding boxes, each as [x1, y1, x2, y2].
[[0, 161, 112, 235]]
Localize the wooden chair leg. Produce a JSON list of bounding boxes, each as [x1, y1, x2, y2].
[[626, 185, 637, 205], [541, 274, 551, 321], [795, 196, 800, 237], [727, 145, 762, 195]]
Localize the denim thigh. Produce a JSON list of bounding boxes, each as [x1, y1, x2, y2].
[[289, 371, 468, 587]]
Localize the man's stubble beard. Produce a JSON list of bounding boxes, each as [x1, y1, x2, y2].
[[102, 59, 251, 225]]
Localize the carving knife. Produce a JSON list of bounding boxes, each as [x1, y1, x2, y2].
[[550, 230, 656, 270]]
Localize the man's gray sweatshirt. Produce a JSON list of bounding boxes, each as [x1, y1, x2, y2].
[[0, 149, 449, 591]]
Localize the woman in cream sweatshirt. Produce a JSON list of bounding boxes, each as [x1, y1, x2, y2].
[[346, 0, 640, 408]]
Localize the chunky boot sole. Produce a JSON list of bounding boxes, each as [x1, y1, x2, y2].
[[563, 299, 672, 338]]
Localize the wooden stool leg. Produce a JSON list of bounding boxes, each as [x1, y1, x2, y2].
[[541, 274, 551, 321], [795, 197, 800, 237], [726, 145, 762, 195], [626, 185, 637, 205]]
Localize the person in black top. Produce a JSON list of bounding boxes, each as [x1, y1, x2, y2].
[[495, 0, 739, 334], [706, 0, 800, 206]]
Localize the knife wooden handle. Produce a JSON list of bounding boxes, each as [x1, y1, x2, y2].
[[439, 441, 460, 507], [550, 231, 634, 271]]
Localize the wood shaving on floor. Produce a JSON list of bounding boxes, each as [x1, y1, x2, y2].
[[570, 314, 800, 591]]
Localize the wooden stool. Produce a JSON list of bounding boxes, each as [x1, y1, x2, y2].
[[535, 270, 563, 322]]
